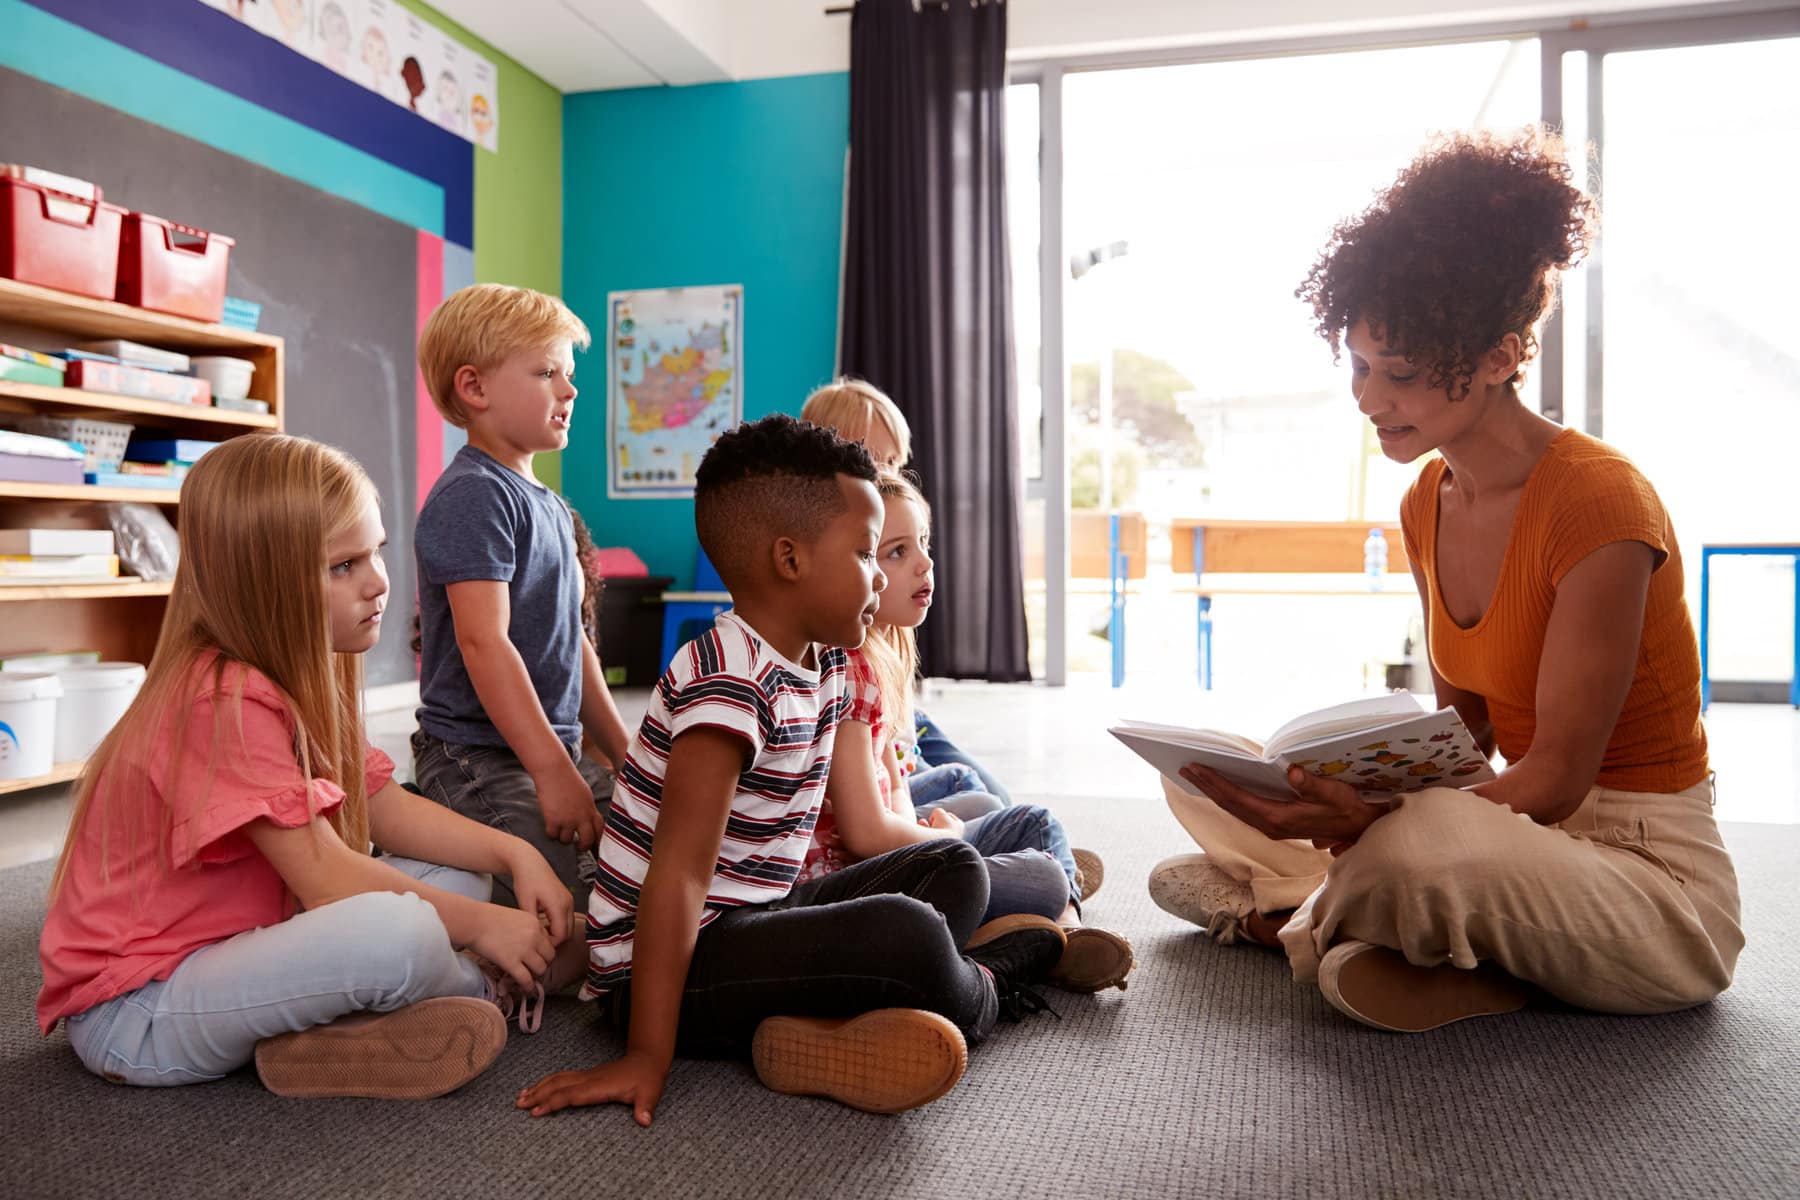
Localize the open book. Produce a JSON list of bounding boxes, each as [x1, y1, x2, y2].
[[1110, 693, 1496, 799]]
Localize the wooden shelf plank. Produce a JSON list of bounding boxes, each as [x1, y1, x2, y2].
[[0, 760, 84, 797], [0, 380, 277, 430], [0, 579, 171, 602], [0, 480, 179, 504], [0, 277, 279, 352]]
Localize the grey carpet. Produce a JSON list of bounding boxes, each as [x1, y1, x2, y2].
[[3, 793, 1796, 1200]]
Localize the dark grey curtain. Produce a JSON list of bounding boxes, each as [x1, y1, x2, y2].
[[840, 0, 1029, 682]]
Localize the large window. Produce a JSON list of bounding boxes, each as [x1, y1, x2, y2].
[[1011, 11, 1800, 690], [1592, 36, 1800, 685]]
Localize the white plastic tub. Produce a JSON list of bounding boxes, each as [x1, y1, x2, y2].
[[190, 355, 254, 402], [0, 670, 62, 779], [52, 661, 145, 762]]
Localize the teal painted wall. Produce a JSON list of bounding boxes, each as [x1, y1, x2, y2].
[[561, 72, 850, 588]]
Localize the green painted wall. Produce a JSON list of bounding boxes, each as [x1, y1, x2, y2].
[[399, 0, 567, 489]]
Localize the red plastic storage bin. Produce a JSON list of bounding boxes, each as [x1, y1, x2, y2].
[[116, 212, 235, 323], [0, 178, 126, 300]]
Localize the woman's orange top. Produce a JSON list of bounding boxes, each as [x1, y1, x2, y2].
[[1400, 428, 1708, 794]]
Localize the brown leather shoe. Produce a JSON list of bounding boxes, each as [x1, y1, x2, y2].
[[1319, 940, 1529, 1032], [1050, 926, 1135, 993]]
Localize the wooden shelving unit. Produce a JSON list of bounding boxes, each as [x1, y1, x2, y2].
[[0, 276, 284, 795], [0, 761, 84, 798]]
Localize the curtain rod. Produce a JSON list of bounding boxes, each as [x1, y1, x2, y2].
[[825, 2, 972, 13]]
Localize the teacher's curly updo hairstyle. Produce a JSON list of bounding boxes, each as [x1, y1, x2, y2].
[[1296, 127, 1598, 399]]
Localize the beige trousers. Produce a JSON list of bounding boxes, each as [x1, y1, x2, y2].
[[1163, 776, 1744, 1014]]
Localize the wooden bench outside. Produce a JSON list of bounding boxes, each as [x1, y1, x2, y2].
[[1022, 510, 1146, 686], [1169, 518, 1415, 688]]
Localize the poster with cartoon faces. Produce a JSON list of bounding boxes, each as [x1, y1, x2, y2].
[[196, 0, 498, 149], [243, 0, 310, 48], [313, 0, 356, 75]]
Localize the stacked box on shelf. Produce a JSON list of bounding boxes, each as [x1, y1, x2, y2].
[[220, 296, 261, 330], [63, 359, 210, 407]]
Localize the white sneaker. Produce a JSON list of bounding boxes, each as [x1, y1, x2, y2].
[[1148, 852, 1260, 945]]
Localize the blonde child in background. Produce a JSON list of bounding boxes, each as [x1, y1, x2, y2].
[[800, 378, 1013, 805], [804, 472, 1135, 993], [411, 285, 632, 949], [37, 434, 568, 1100]]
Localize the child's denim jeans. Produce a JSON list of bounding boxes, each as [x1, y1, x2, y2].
[[412, 729, 613, 911], [65, 858, 490, 1087], [910, 764, 1078, 923]]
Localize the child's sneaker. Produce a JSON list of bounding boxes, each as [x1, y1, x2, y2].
[[752, 1008, 967, 1114], [1071, 848, 1105, 900], [474, 956, 546, 1033], [1149, 852, 1263, 945], [254, 996, 506, 1100], [1050, 926, 1135, 993], [964, 914, 1065, 1037], [1318, 940, 1530, 1032]]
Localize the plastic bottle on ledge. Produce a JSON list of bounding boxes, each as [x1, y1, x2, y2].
[[1363, 526, 1387, 591]]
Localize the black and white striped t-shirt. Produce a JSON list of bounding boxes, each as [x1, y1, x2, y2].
[[581, 611, 852, 998]]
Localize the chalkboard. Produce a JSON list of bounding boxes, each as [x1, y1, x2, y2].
[[1, 66, 420, 685]]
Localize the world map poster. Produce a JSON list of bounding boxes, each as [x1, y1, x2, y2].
[[605, 285, 743, 499]]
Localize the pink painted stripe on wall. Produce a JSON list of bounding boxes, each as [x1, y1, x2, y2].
[[415, 227, 445, 510]]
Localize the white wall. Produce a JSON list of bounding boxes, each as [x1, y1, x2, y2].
[[725, 0, 1749, 80]]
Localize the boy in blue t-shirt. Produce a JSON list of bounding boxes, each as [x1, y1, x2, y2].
[[411, 284, 631, 919]]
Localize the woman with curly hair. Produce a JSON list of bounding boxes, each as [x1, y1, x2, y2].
[[1148, 128, 1743, 1032]]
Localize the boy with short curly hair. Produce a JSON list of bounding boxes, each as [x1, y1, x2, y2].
[[517, 414, 1065, 1120]]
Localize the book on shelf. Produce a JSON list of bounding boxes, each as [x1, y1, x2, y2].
[[0, 553, 121, 579], [1109, 693, 1496, 800], [115, 461, 189, 480], [83, 470, 181, 490], [0, 528, 115, 556], [0, 342, 66, 372]]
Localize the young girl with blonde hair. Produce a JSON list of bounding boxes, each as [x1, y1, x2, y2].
[[808, 473, 1134, 993], [800, 377, 1013, 803], [37, 434, 571, 1098]]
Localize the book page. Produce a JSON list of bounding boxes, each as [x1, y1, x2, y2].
[[1275, 708, 1496, 794], [1110, 718, 1265, 759], [1109, 728, 1293, 796], [1263, 693, 1424, 756]]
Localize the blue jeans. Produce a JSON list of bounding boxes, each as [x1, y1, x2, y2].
[[64, 858, 490, 1087], [914, 709, 1011, 803], [909, 765, 1075, 924], [962, 804, 1080, 923], [908, 762, 1004, 820], [412, 729, 613, 911]]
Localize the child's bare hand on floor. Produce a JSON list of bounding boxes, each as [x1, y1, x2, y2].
[[470, 905, 555, 990], [517, 1052, 668, 1125], [538, 764, 604, 850]]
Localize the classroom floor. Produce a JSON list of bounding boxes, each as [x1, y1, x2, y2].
[[1, 679, 1795, 872], [3, 682, 1795, 1198]]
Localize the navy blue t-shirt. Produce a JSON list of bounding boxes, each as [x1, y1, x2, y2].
[[415, 445, 582, 748]]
